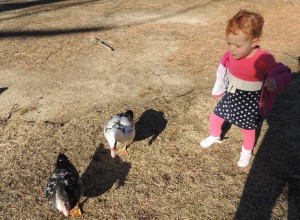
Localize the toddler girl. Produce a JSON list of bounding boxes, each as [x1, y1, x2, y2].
[[200, 10, 291, 167]]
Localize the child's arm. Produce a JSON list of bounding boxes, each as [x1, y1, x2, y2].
[[211, 52, 230, 97], [258, 52, 291, 117], [265, 79, 278, 93], [211, 64, 228, 97], [266, 63, 291, 94], [262, 52, 292, 94]]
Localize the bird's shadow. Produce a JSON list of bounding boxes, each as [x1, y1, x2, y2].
[[134, 109, 168, 145], [0, 87, 8, 95], [80, 144, 131, 199]]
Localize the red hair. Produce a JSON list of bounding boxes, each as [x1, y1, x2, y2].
[[226, 10, 264, 38]]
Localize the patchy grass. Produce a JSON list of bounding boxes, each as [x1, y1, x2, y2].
[[0, 0, 300, 219], [1, 72, 299, 219]]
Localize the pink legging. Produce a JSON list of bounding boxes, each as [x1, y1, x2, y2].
[[210, 113, 255, 151]]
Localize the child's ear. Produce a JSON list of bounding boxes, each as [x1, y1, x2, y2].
[[252, 38, 260, 47]]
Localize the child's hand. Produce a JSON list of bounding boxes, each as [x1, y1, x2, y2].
[[265, 79, 278, 92]]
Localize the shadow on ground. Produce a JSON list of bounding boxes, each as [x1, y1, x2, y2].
[[134, 109, 167, 145], [234, 71, 300, 219], [0, 1, 215, 38], [0, 0, 64, 12], [0, 87, 8, 95], [80, 144, 131, 198]]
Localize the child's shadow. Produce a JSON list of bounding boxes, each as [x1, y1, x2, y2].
[[234, 72, 300, 219], [80, 144, 131, 198], [220, 121, 232, 140], [134, 109, 167, 145]]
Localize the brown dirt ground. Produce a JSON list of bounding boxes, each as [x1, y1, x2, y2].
[[0, 0, 300, 219]]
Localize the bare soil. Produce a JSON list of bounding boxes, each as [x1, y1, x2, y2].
[[0, 0, 299, 219]]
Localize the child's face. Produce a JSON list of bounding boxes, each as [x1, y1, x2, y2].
[[226, 30, 258, 60]]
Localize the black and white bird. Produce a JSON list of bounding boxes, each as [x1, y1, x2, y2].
[[46, 153, 81, 217], [104, 110, 136, 158]]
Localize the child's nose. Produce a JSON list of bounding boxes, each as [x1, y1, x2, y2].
[[228, 45, 235, 53]]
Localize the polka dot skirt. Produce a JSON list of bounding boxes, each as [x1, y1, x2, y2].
[[214, 89, 262, 130]]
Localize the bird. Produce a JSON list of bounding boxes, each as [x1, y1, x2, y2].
[[104, 110, 136, 158], [46, 153, 81, 217]]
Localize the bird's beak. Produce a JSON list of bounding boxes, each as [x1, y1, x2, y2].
[[62, 201, 69, 217], [111, 149, 116, 158], [110, 142, 117, 158]]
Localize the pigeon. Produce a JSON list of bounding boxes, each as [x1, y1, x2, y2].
[[104, 110, 136, 158], [46, 153, 81, 217]]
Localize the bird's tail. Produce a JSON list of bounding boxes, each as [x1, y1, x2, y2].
[[125, 110, 134, 120], [56, 153, 71, 168]]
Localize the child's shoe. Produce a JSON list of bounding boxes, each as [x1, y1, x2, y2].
[[200, 135, 221, 148], [237, 150, 252, 168]]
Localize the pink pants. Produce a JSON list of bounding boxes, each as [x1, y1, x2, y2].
[[210, 113, 255, 151]]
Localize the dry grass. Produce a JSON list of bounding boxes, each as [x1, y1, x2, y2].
[[0, 0, 300, 219], [1, 71, 300, 219]]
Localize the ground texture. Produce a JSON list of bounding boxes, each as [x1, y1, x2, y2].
[[0, 0, 300, 219]]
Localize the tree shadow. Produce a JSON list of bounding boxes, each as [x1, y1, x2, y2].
[[0, 0, 64, 12], [0, 87, 8, 95], [0, 0, 103, 22], [134, 109, 167, 145], [0, 26, 111, 38], [80, 144, 131, 198], [234, 71, 300, 219], [0, 1, 217, 38]]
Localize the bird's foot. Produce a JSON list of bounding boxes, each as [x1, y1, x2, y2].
[[69, 204, 82, 217], [116, 147, 129, 157]]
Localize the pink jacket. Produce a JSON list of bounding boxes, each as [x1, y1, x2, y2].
[[212, 51, 291, 118]]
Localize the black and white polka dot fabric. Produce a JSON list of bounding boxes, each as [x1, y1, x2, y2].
[[214, 89, 262, 129]]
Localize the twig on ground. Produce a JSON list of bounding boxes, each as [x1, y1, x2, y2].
[[42, 52, 57, 63], [148, 69, 166, 83], [2, 104, 18, 121], [176, 88, 195, 98], [162, 96, 170, 103], [95, 38, 115, 51]]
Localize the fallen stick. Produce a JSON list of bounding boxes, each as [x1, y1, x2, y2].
[[95, 38, 115, 51], [177, 88, 195, 98]]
